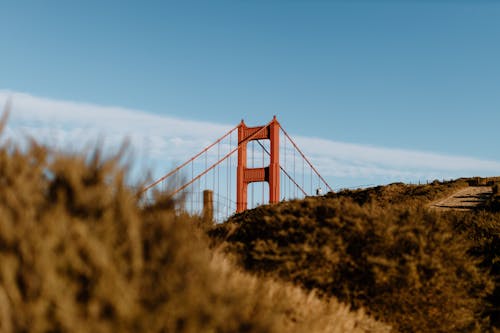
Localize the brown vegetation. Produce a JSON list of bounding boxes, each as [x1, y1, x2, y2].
[[329, 179, 470, 207], [0, 118, 386, 332], [213, 181, 500, 332], [488, 183, 500, 212]]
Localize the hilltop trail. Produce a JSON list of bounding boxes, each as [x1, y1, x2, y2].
[[429, 186, 492, 211]]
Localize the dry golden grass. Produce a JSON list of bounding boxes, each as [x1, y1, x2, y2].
[[0, 110, 388, 332], [214, 185, 498, 332]]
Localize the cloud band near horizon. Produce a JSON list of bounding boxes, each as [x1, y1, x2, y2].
[[1, 90, 499, 189]]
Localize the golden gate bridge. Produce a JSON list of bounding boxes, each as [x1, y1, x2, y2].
[[139, 116, 333, 221]]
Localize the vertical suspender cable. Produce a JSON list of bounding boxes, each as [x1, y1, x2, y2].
[[205, 152, 208, 191], [217, 142, 220, 221], [280, 134, 283, 201], [191, 160, 194, 211], [289, 175, 291, 201], [230, 132, 233, 211], [302, 157, 305, 197], [251, 141, 255, 208], [226, 135, 230, 218], [310, 167, 313, 195], [293, 147, 296, 198], [212, 152, 215, 213], [198, 170, 201, 212], [262, 140, 264, 205], [284, 131, 287, 200]]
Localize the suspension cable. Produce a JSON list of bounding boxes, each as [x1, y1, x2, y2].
[[139, 125, 239, 195], [255, 140, 307, 197], [165, 120, 274, 199], [141, 119, 330, 212], [279, 126, 333, 193]]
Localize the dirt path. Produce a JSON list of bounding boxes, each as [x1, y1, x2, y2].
[[429, 186, 492, 211]]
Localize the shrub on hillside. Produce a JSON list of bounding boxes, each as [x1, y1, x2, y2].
[[213, 198, 494, 332], [448, 210, 500, 328], [485, 184, 500, 212], [329, 180, 469, 207]]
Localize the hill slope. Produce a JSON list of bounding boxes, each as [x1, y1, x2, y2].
[[430, 186, 493, 211], [212, 180, 500, 332]]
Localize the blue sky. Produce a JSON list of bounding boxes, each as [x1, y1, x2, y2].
[[1, 0, 500, 190]]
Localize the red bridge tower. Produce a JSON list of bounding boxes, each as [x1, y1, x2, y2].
[[236, 116, 280, 213]]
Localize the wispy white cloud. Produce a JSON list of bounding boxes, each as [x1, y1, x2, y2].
[[0, 89, 232, 162], [295, 136, 500, 178], [1, 90, 499, 189]]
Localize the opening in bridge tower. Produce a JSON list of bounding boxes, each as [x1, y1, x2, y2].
[[237, 116, 280, 213]]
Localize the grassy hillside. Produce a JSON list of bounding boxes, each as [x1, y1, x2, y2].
[[212, 180, 500, 332], [329, 179, 469, 207], [0, 119, 387, 332]]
